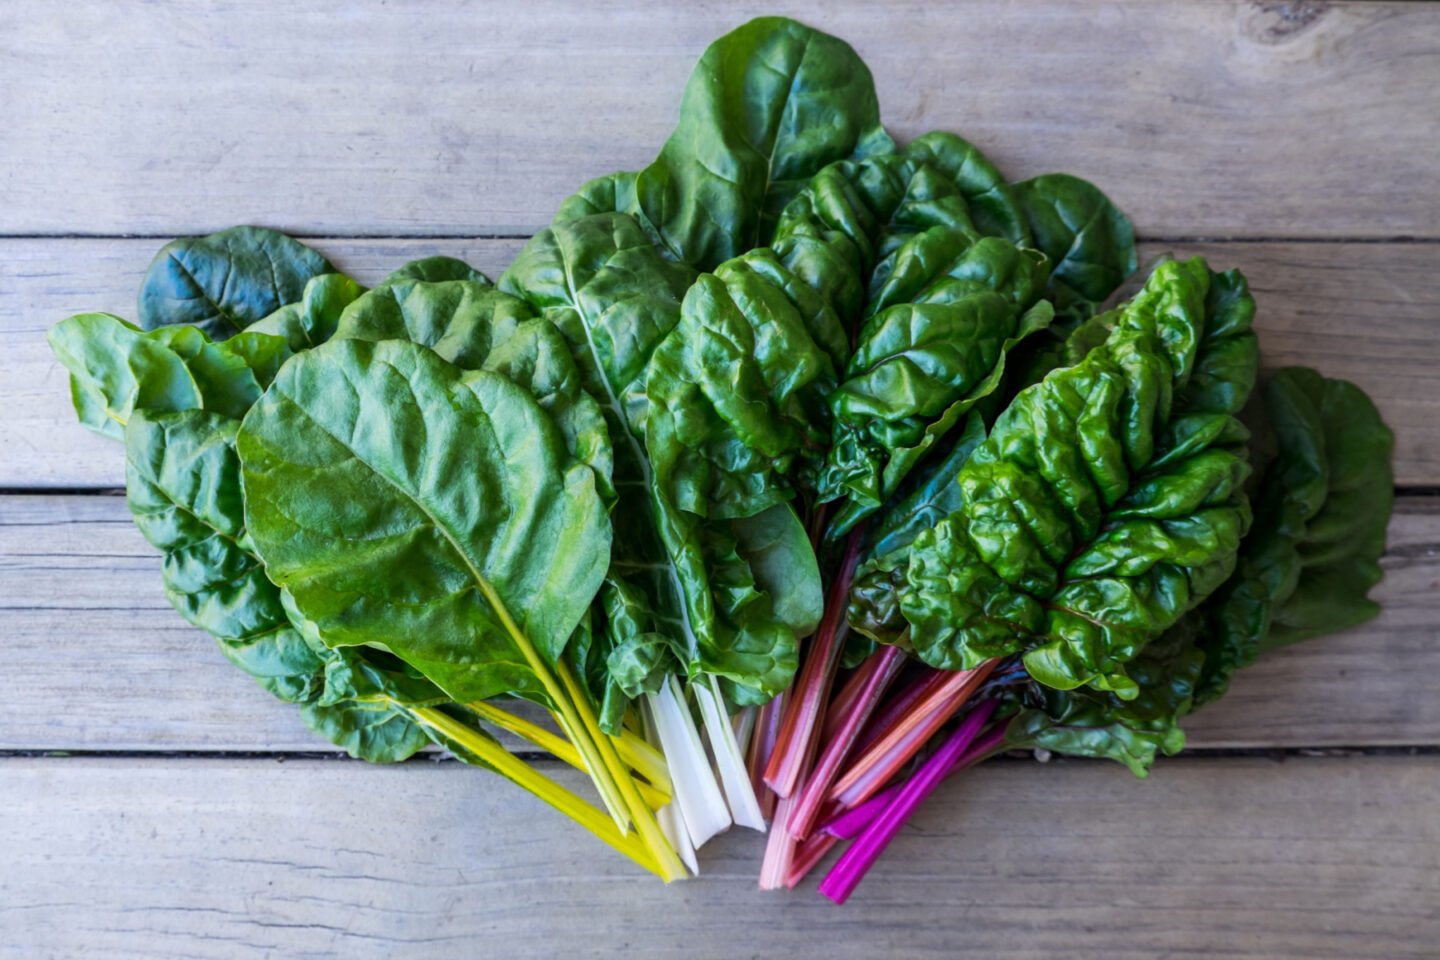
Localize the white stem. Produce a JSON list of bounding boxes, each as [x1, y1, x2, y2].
[[640, 699, 698, 876], [695, 675, 767, 831], [645, 676, 730, 848], [731, 704, 757, 748]]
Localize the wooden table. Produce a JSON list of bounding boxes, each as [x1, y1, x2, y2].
[[4, 2, 1438, 956]]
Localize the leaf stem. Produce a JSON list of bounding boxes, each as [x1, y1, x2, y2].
[[763, 531, 863, 797], [406, 705, 661, 877], [556, 658, 689, 882]]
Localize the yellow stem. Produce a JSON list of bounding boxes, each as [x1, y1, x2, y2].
[[556, 659, 688, 882], [612, 729, 671, 795], [406, 705, 660, 877], [467, 700, 669, 810], [473, 583, 632, 832]]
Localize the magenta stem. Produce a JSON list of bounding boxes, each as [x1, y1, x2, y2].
[[787, 644, 904, 840], [820, 721, 1009, 840], [818, 700, 999, 905]]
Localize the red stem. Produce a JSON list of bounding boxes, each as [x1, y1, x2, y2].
[[786, 833, 838, 889], [828, 660, 996, 810], [763, 532, 863, 797], [851, 666, 949, 758], [787, 645, 905, 840], [748, 689, 787, 822], [821, 722, 1010, 840]]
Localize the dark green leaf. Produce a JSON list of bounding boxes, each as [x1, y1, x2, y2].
[[138, 226, 333, 339], [1014, 174, 1137, 317]]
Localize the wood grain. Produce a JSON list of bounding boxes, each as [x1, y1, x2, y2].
[[1, 1, 1436, 239], [2, 494, 1435, 753], [7, 237, 1439, 489], [4, 754, 1436, 959]]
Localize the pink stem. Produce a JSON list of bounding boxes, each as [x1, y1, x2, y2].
[[787, 645, 904, 840], [785, 833, 839, 889], [828, 661, 995, 810], [758, 792, 799, 891], [851, 667, 949, 757], [821, 722, 1009, 840], [763, 533, 863, 798], [818, 701, 999, 905]]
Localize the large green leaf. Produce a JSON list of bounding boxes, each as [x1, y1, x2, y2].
[[332, 277, 614, 499], [237, 338, 611, 704], [48, 312, 292, 441], [556, 17, 893, 269], [852, 258, 1256, 697], [1195, 367, 1393, 703], [502, 213, 813, 702], [818, 235, 1055, 525], [138, 226, 333, 339]]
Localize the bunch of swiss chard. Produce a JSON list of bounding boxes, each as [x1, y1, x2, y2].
[[48, 16, 1394, 897]]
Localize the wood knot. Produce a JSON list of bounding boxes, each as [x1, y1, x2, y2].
[[1247, 1, 1330, 44]]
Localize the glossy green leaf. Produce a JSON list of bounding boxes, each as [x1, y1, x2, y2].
[[1005, 616, 1203, 777], [138, 226, 333, 339], [853, 258, 1256, 697], [818, 236, 1055, 528], [237, 337, 611, 704], [556, 17, 893, 269], [332, 277, 614, 500], [503, 213, 809, 703], [1014, 173, 1137, 317]]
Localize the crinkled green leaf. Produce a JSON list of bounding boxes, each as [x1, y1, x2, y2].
[[503, 213, 809, 703], [852, 258, 1256, 697], [1005, 616, 1203, 777], [48, 312, 291, 440], [818, 236, 1055, 529], [138, 226, 333, 339], [237, 338, 611, 704], [556, 16, 893, 269]]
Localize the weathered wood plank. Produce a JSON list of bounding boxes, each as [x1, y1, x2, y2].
[[7, 238, 1439, 488], [2, 1, 1436, 238], [3, 755, 1435, 959], [2, 494, 1435, 752]]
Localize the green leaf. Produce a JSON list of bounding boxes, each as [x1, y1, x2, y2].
[[731, 503, 824, 634], [1005, 616, 1203, 777], [332, 277, 614, 499], [818, 236, 1055, 527], [504, 213, 807, 702], [48, 312, 290, 440], [138, 226, 333, 339], [556, 16, 893, 269], [856, 258, 1255, 697], [1014, 174, 1137, 317], [381, 255, 488, 285], [247, 273, 366, 350], [1195, 367, 1393, 703], [237, 338, 611, 704]]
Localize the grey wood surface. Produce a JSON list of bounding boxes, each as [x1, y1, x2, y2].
[[2, 1, 1437, 238], [4, 0, 1438, 955], [3, 493, 1436, 752], [5, 755, 1437, 959], [8, 238, 1439, 487]]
